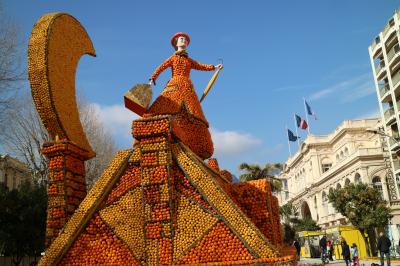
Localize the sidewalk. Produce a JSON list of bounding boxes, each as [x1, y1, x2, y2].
[[298, 257, 397, 266]]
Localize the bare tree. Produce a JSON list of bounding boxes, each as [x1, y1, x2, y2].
[[1, 92, 118, 187], [0, 4, 25, 125], [0, 94, 50, 181], [78, 100, 118, 188]]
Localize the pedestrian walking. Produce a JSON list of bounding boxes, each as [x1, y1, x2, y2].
[[377, 232, 391, 266], [350, 243, 360, 266], [293, 239, 301, 261], [327, 239, 333, 260], [319, 235, 327, 258], [341, 240, 351, 266]]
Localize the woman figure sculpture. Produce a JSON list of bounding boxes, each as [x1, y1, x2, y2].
[[145, 32, 222, 159]]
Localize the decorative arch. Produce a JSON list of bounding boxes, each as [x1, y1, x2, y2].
[[345, 178, 351, 186], [336, 183, 342, 190], [372, 176, 383, 195], [368, 167, 387, 182], [354, 173, 361, 184], [301, 201, 312, 219]]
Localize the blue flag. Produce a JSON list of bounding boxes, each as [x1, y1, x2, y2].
[[287, 129, 300, 142], [305, 100, 317, 120]]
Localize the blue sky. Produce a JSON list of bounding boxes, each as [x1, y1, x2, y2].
[[4, 1, 400, 176]]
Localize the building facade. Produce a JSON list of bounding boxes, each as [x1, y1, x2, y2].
[[0, 154, 31, 189], [276, 119, 400, 250]]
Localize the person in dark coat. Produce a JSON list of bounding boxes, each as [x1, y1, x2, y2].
[[377, 232, 391, 266], [341, 240, 351, 266], [319, 236, 327, 259], [293, 240, 301, 261]]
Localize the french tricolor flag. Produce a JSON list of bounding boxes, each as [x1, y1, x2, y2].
[[295, 114, 308, 130]]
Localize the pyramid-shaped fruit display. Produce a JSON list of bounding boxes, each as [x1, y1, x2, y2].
[[28, 12, 296, 266]]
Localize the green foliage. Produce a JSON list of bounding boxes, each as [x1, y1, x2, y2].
[[280, 202, 299, 223], [328, 183, 392, 232], [0, 181, 47, 265], [238, 162, 283, 191], [280, 202, 319, 241], [291, 217, 321, 232], [328, 182, 392, 256], [283, 223, 296, 244]]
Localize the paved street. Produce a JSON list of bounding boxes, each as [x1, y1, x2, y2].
[[298, 257, 398, 266]]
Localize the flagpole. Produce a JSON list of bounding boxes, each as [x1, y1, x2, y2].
[[293, 114, 300, 148], [303, 97, 311, 135], [286, 125, 292, 156]]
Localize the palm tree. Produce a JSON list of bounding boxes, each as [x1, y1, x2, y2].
[[238, 162, 283, 191], [279, 202, 299, 224]]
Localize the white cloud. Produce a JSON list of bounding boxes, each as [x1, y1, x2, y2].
[[87, 104, 263, 156], [211, 128, 262, 157], [309, 73, 374, 102], [91, 103, 138, 144]]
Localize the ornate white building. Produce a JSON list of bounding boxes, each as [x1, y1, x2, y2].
[[276, 118, 400, 246]]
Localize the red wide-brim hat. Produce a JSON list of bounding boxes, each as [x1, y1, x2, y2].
[[171, 32, 190, 47]]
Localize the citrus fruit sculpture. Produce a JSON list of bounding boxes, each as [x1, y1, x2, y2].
[[28, 12, 296, 266]]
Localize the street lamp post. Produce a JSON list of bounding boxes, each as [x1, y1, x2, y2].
[[367, 127, 400, 257], [366, 127, 399, 201]]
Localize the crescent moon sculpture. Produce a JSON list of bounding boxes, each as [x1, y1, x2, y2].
[[28, 13, 96, 158]]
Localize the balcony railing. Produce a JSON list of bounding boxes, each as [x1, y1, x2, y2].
[[392, 70, 400, 86], [375, 60, 385, 74], [379, 83, 390, 98], [389, 137, 400, 147], [384, 107, 395, 121], [383, 19, 395, 38], [371, 36, 381, 52], [393, 160, 400, 171], [388, 44, 400, 62]]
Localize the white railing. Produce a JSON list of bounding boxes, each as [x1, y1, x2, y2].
[[388, 44, 400, 62], [379, 84, 390, 98], [371, 36, 381, 52], [384, 108, 395, 121], [393, 160, 400, 171], [392, 70, 400, 86], [383, 19, 395, 38], [375, 60, 385, 74]]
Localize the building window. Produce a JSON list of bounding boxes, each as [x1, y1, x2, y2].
[[322, 164, 332, 173], [285, 191, 289, 200], [283, 180, 288, 190], [355, 173, 361, 184], [372, 176, 383, 196]]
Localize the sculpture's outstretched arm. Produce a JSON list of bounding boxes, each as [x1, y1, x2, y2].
[[150, 56, 173, 84], [190, 58, 215, 71]]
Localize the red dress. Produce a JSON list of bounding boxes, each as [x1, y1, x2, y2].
[[144, 51, 215, 159]]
